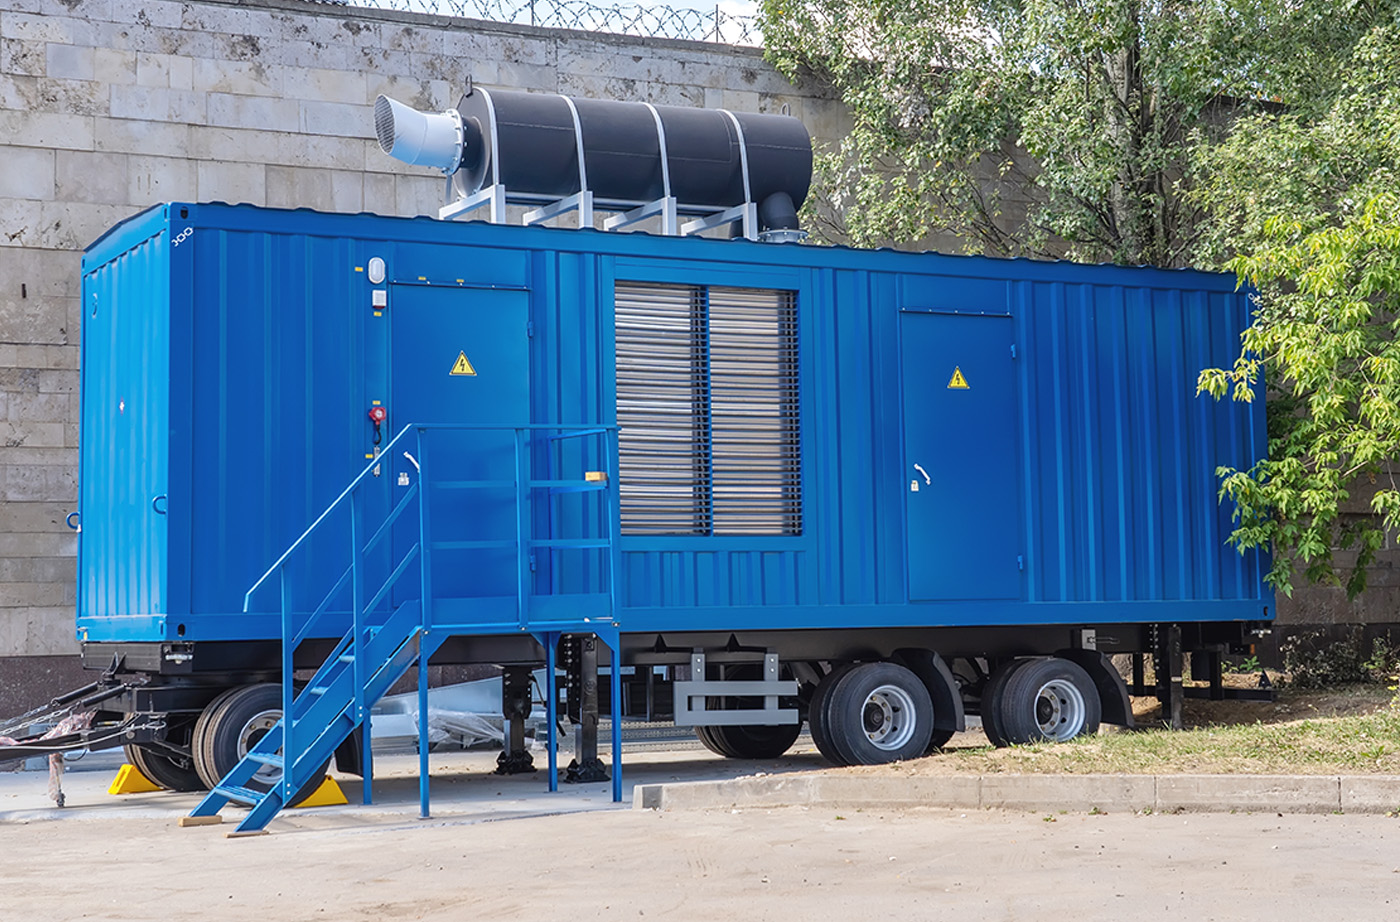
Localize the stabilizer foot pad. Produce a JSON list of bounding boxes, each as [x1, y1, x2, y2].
[[178, 815, 223, 827], [564, 757, 609, 784], [494, 750, 537, 775]]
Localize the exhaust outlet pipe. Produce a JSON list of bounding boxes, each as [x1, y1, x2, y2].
[[374, 95, 466, 173]]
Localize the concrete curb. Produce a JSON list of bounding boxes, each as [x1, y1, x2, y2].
[[633, 773, 1400, 815]]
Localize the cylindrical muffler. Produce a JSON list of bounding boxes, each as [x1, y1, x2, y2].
[[375, 88, 812, 235]]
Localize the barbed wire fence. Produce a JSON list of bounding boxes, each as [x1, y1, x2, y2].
[[327, 1, 762, 45]]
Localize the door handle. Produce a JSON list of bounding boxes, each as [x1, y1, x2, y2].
[[152, 494, 168, 515], [913, 464, 931, 485]]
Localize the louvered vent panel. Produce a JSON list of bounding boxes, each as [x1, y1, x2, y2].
[[709, 287, 801, 534], [615, 282, 710, 535], [614, 281, 801, 537]]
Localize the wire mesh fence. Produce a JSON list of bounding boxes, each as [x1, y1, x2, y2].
[[327, 1, 762, 45]]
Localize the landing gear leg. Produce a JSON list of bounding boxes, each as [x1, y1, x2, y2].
[[495, 666, 536, 775], [1154, 623, 1184, 730], [564, 635, 608, 784]]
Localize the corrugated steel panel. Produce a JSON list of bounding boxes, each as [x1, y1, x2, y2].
[[77, 203, 1271, 645], [78, 209, 170, 640]]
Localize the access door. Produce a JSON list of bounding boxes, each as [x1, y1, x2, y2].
[[390, 284, 530, 608], [901, 311, 1020, 601]]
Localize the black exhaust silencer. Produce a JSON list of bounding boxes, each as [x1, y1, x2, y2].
[[379, 88, 812, 238]]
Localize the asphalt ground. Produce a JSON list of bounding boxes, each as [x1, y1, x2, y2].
[[4, 735, 1400, 920]]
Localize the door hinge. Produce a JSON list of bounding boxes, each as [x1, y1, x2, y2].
[[1010, 343, 1017, 359], [1017, 555, 1024, 571], [526, 320, 535, 338], [528, 553, 537, 572]]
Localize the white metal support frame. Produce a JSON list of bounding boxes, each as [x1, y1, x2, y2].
[[440, 183, 506, 222]]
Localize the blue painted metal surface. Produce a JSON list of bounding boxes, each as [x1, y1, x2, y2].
[[901, 310, 1019, 601], [78, 202, 1271, 649]]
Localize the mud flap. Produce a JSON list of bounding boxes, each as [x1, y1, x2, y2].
[[893, 648, 966, 733], [1057, 649, 1136, 729]]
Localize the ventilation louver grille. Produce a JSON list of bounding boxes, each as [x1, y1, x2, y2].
[[374, 96, 397, 154], [615, 281, 800, 536]]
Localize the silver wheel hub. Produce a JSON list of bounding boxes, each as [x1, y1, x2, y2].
[[236, 708, 283, 785], [861, 684, 918, 751], [1033, 679, 1086, 741]]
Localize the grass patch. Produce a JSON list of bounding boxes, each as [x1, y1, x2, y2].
[[877, 685, 1400, 776]]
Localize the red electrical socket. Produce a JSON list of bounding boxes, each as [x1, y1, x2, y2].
[[368, 406, 387, 424]]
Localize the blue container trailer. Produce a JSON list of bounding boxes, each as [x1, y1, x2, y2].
[[51, 197, 1270, 826]]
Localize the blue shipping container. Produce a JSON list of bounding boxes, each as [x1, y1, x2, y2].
[[77, 203, 1271, 648]]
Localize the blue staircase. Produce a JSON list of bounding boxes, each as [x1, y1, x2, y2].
[[186, 423, 620, 835]]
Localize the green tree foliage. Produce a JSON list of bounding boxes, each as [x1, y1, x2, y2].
[[1195, 26, 1400, 596], [760, 0, 1385, 265]]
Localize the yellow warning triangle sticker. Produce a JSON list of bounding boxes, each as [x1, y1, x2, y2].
[[449, 351, 477, 376], [947, 366, 970, 389]]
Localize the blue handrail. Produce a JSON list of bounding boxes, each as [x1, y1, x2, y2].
[[239, 421, 620, 812], [242, 423, 421, 612]]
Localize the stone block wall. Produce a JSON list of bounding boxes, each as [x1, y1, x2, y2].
[[1, 0, 1389, 714], [0, 0, 848, 710]]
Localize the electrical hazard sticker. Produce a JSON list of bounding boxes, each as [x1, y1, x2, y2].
[[449, 351, 477, 376], [947, 366, 970, 389]]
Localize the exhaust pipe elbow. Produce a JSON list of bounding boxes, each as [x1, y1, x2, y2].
[[374, 95, 465, 174]]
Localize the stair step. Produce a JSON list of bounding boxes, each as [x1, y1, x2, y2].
[[245, 753, 283, 768], [214, 785, 264, 806], [308, 686, 329, 696], [338, 654, 355, 663]]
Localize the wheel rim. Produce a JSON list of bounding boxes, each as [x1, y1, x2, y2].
[[1033, 679, 1086, 741], [236, 708, 283, 785], [861, 684, 918, 751]]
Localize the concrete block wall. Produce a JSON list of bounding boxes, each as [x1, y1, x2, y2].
[[0, 0, 848, 707], [0, 0, 1382, 713]]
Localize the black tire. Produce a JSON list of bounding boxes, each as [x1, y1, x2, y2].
[[193, 683, 327, 806], [701, 723, 803, 759], [997, 657, 1102, 745], [824, 662, 934, 765], [694, 726, 737, 758], [191, 685, 243, 789], [980, 658, 1030, 747], [125, 742, 205, 792], [808, 663, 858, 766]]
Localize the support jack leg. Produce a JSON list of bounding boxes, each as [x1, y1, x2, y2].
[[564, 634, 609, 784], [494, 666, 536, 775]]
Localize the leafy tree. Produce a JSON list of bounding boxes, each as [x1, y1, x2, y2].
[[1195, 25, 1400, 597], [760, 0, 1387, 265]]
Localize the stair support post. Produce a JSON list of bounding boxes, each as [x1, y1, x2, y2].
[[417, 428, 434, 820], [545, 632, 560, 792], [280, 569, 295, 803], [351, 493, 372, 806], [418, 629, 431, 819], [602, 630, 623, 803]]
